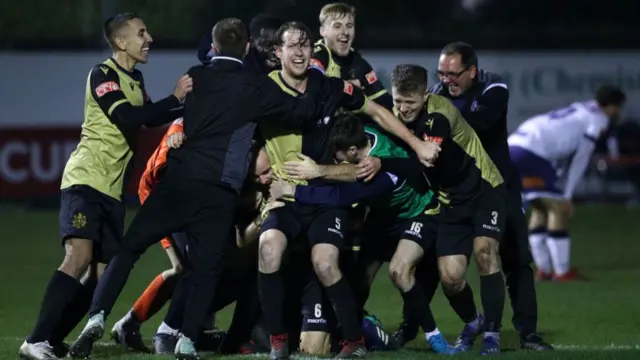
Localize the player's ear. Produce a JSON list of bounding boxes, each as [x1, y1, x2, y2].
[[114, 36, 127, 51], [319, 24, 326, 37], [245, 41, 251, 56], [348, 146, 358, 157], [469, 66, 477, 80], [275, 45, 283, 60]]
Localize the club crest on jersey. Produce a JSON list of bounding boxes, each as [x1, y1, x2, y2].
[[95, 81, 119, 97], [343, 81, 354, 95], [71, 212, 87, 229], [365, 70, 378, 85]]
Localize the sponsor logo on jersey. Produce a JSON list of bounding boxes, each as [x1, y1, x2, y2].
[[365, 70, 378, 84], [423, 135, 443, 145], [343, 81, 354, 96], [95, 81, 120, 97]]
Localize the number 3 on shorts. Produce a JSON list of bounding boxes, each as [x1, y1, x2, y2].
[[490, 211, 498, 225], [314, 303, 323, 318]]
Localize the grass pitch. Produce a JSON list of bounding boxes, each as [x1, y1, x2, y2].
[[1, 204, 639, 359]]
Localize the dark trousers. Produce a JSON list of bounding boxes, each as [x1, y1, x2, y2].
[[500, 188, 538, 337], [89, 170, 237, 340]]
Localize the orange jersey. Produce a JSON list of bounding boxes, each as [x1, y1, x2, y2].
[[138, 118, 184, 249]]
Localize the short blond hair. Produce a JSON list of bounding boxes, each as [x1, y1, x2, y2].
[[319, 3, 356, 25]]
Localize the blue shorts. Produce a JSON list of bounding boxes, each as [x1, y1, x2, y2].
[[509, 146, 564, 201]]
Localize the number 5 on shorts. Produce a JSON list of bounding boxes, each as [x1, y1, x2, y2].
[[334, 217, 341, 230]]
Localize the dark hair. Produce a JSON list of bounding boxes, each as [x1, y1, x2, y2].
[[391, 64, 428, 94], [595, 85, 626, 107], [103, 13, 140, 49], [275, 21, 313, 46], [212, 18, 249, 58], [441, 41, 478, 68], [250, 14, 284, 39], [330, 114, 368, 152]]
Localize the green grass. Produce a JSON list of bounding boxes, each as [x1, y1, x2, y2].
[[1, 204, 640, 359]]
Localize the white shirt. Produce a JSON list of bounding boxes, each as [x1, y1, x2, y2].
[[508, 100, 609, 199], [508, 100, 608, 161]]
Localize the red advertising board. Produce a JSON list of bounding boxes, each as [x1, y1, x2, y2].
[[0, 127, 167, 200]]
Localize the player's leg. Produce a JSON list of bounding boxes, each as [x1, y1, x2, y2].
[[257, 203, 302, 359], [528, 203, 553, 279], [308, 208, 366, 358], [510, 145, 572, 280], [20, 185, 106, 360], [472, 188, 508, 355], [436, 220, 483, 354], [501, 191, 553, 350], [113, 235, 186, 353], [46, 262, 102, 358], [540, 197, 576, 280], [173, 187, 237, 359], [69, 180, 190, 358], [389, 216, 453, 354], [299, 276, 332, 355]]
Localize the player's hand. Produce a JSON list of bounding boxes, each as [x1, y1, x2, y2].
[[283, 153, 321, 180], [356, 156, 381, 182], [173, 74, 193, 102], [348, 79, 363, 88], [166, 131, 186, 149], [413, 140, 441, 167], [269, 179, 296, 200]]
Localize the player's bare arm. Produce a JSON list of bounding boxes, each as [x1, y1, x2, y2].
[[283, 153, 356, 182], [363, 99, 440, 167]]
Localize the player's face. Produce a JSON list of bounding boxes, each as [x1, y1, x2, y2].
[[253, 28, 280, 69], [320, 15, 355, 57], [118, 18, 153, 64], [335, 146, 366, 164], [254, 149, 273, 185], [276, 29, 311, 79], [437, 53, 476, 97], [392, 88, 428, 123]]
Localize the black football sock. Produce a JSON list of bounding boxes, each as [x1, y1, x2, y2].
[[480, 272, 506, 333], [400, 283, 437, 333], [258, 271, 286, 335], [445, 283, 478, 323], [505, 264, 538, 337], [88, 251, 138, 318], [324, 277, 361, 342], [50, 281, 95, 345], [28, 270, 80, 343]]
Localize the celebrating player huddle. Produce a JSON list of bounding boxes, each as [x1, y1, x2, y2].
[[19, 2, 625, 360]]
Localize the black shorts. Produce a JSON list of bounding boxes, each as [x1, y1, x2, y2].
[[500, 188, 534, 267], [436, 185, 507, 258], [260, 202, 348, 248], [59, 184, 125, 263], [363, 212, 438, 262]]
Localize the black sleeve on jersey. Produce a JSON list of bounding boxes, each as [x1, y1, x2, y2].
[[464, 86, 508, 134], [379, 155, 428, 191], [137, 72, 152, 104], [89, 64, 182, 129], [311, 43, 330, 73], [328, 78, 367, 111], [256, 78, 320, 125], [356, 59, 394, 111], [427, 112, 453, 140]]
